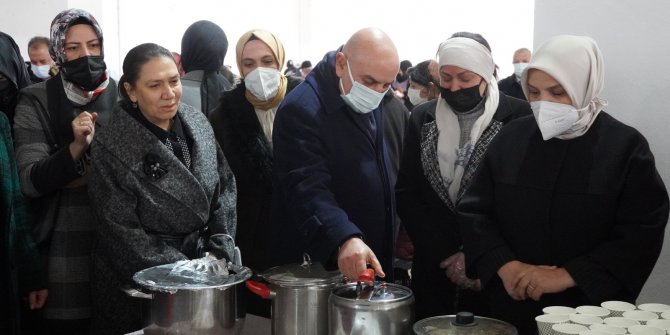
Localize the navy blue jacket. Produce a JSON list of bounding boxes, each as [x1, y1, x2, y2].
[[269, 50, 396, 274]]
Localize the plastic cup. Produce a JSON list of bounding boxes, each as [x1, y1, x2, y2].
[[638, 303, 670, 317], [602, 301, 637, 317], [579, 331, 611, 335], [624, 310, 660, 325], [577, 305, 612, 318], [570, 313, 604, 326], [627, 324, 666, 335], [553, 323, 588, 335], [646, 319, 670, 333], [536, 314, 570, 335], [544, 306, 578, 315], [589, 323, 629, 334], [604, 316, 641, 329]]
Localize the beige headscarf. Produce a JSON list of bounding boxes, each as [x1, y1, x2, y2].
[[235, 29, 288, 110], [521, 35, 607, 139], [435, 37, 499, 201]]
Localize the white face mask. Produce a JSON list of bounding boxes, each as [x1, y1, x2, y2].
[[531, 100, 583, 140], [32, 64, 51, 79], [340, 59, 387, 114], [245, 67, 280, 101], [513, 62, 528, 79], [407, 87, 427, 106]]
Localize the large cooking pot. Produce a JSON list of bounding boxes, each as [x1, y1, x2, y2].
[[245, 254, 343, 335], [132, 260, 252, 335], [329, 269, 415, 335], [413, 312, 518, 335]]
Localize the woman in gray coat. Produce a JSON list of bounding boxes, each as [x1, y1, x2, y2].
[[88, 43, 237, 334]]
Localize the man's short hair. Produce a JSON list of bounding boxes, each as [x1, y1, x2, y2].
[[28, 36, 50, 50]]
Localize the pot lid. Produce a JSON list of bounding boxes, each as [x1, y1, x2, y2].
[[133, 260, 252, 293], [331, 281, 413, 303], [413, 313, 518, 335], [262, 253, 343, 287]]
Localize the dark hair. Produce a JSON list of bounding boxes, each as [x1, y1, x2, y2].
[[118, 43, 175, 108], [449, 31, 498, 77], [400, 60, 413, 72], [408, 60, 437, 86], [28, 36, 49, 50]]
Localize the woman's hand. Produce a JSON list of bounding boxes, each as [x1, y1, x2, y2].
[[497, 260, 536, 300], [440, 252, 481, 291], [26, 289, 48, 310], [69, 111, 98, 160], [516, 266, 575, 301]]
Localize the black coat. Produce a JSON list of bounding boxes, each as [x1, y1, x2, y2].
[[209, 77, 301, 273], [498, 74, 526, 101], [459, 113, 669, 335], [396, 94, 531, 320]]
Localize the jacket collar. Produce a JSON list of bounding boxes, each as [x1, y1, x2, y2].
[[97, 103, 217, 223]]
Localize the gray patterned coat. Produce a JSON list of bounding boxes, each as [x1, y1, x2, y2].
[[88, 103, 237, 334]]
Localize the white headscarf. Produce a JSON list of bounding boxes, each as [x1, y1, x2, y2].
[[521, 35, 607, 139], [435, 37, 499, 201]]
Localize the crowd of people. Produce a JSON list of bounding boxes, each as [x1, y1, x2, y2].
[[1, 7, 667, 335]]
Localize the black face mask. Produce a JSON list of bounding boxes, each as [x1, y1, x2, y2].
[[440, 81, 484, 113], [0, 78, 10, 92], [61, 55, 107, 91]]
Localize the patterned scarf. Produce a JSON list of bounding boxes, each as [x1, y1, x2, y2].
[[50, 9, 109, 106], [435, 37, 499, 201]]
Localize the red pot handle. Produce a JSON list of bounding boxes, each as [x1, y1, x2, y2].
[[246, 280, 271, 299], [358, 268, 375, 283]]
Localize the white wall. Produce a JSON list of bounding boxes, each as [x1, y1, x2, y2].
[[534, 0, 670, 304], [1, 0, 534, 80]]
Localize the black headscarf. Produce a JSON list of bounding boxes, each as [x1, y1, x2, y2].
[[181, 20, 228, 73], [0, 31, 32, 122], [181, 20, 231, 114]]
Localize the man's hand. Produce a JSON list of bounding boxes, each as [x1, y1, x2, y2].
[[337, 237, 385, 281]]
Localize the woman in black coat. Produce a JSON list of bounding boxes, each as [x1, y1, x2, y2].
[[396, 32, 531, 320], [458, 35, 668, 335], [209, 29, 301, 318]]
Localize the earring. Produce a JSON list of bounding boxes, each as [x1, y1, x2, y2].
[[132, 102, 137, 108]]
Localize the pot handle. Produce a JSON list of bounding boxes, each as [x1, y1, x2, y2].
[[246, 280, 275, 299], [358, 268, 375, 283], [121, 286, 153, 300]]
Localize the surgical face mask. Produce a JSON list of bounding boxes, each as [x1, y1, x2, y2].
[[32, 64, 52, 79], [407, 87, 427, 106], [61, 55, 107, 91], [439, 81, 484, 113], [531, 100, 583, 140], [514, 62, 528, 79], [245, 67, 280, 101], [340, 60, 387, 114]]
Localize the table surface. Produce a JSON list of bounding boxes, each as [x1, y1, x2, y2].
[[125, 314, 272, 335]]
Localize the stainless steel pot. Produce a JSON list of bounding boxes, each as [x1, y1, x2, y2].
[[132, 261, 252, 334], [413, 312, 519, 335], [245, 254, 343, 335], [329, 270, 415, 335]]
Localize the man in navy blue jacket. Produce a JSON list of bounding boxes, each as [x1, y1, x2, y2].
[[269, 28, 399, 281]]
